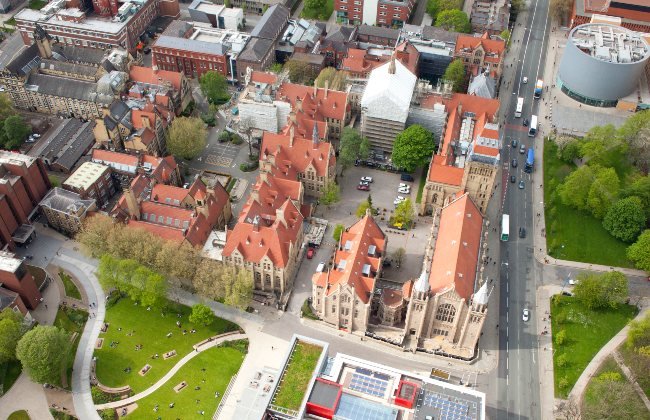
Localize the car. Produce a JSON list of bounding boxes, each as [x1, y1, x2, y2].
[[520, 144, 526, 154], [394, 196, 406, 206], [522, 309, 530, 321], [400, 173, 414, 182], [382, 260, 392, 268], [31, 133, 40, 138], [511, 159, 518, 168], [357, 184, 370, 191], [522, 77, 528, 84], [523, 118, 529, 127], [562, 291, 573, 297], [568, 279, 576, 286], [519, 227, 526, 238], [510, 175, 516, 183], [143, 47, 152, 54], [511, 139, 518, 148], [354, 159, 360, 166], [316, 262, 326, 272], [359, 180, 370, 186], [360, 176, 373, 183], [398, 187, 410, 194], [306, 247, 315, 259], [399, 183, 409, 188], [519, 180, 525, 189]]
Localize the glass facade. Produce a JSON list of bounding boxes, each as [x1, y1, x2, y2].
[[557, 77, 618, 108]]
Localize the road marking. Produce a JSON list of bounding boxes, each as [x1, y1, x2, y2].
[[516, 0, 542, 99]]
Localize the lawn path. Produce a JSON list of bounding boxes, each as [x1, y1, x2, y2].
[[95, 333, 247, 409], [612, 350, 650, 412]]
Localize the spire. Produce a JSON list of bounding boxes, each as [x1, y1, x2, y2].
[[388, 53, 396, 75], [414, 269, 429, 293], [473, 281, 490, 306], [312, 123, 319, 148]]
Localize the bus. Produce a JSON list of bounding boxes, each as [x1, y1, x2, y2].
[[524, 148, 534, 173], [515, 97, 523, 118], [528, 115, 538, 137], [501, 214, 510, 241]]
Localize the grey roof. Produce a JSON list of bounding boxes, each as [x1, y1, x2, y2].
[[421, 26, 460, 45], [40, 187, 95, 214], [154, 35, 225, 56], [25, 73, 100, 102], [468, 73, 496, 99], [109, 100, 131, 122], [0, 32, 29, 71], [162, 20, 193, 37], [325, 25, 355, 43], [357, 25, 400, 41], [4, 43, 40, 76], [251, 4, 290, 40], [40, 119, 96, 171], [0, 287, 20, 312], [39, 59, 98, 78], [51, 45, 107, 65], [238, 37, 274, 62]]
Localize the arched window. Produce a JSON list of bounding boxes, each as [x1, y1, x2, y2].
[[432, 193, 438, 204], [435, 303, 456, 323]]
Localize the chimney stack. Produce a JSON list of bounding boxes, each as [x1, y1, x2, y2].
[[388, 53, 396, 75], [289, 125, 295, 147], [313, 80, 317, 97], [324, 80, 329, 99], [252, 215, 260, 232], [275, 207, 286, 228]]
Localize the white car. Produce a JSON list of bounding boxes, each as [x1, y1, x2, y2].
[[393, 196, 405, 206], [399, 183, 408, 188], [31, 133, 41, 138], [522, 309, 530, 322], [522, 77, 528, 84], [568, 279, 575, 286], [360, 176, 373, 183], [397, 186, 410, 194]]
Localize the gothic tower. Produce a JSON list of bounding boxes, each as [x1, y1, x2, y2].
[[34, 24, 53, 59], [403, 269, 431, 350], [457, 281, 489, 355]]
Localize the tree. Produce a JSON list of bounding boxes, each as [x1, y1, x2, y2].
[[303, 0, 327, 19], [238, 117, 255, 157], [16, 325, 70, 384], [622, 176, 650, 218], [442, 59, 466, 93], [222, 267, 253, 309], [626, 311, 650, 350], [619, 110, 650, 173], [555, 329, 567, 346], [76, 214, 118, 258], [97, 255, 167, 307], [555, 136, 582, 163], [580, 124, 627, 169], [192, 259, 226, 301], [627, 230, 650, 271], [392, 125, 436, 172], [510, 0, 525, 13], [284, 59, 319, 85], [0, 93, 16, 121], [199, 71, 229, 105], [426, 0, 462, 20], [394, 198, 415, 226], [557, 165, 595, 211], [189, 303, 215, 326], [269, 63, 283, 74], [339, 128, 370, 169], [356, 195, 374, 218], [1, 115, 31, 150], [587, 166, 620, 219], [435, 9, 471, 33], [332, 224, 345, 242], [549, 0, 573, 25], [603, 197, 646, 242], [392, 248, 406, 268], [573, 271, 629, 310], [166, 116, 207, 160], [315, 68, 349, 91], [500, 29, 511, 45], [320, 181, 340, 205], [582, 374, 645, 419], [0, 308, 23, 363]]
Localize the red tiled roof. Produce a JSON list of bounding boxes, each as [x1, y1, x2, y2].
[[428, 194, 483, 301], [91, 149, 139, 167], [455, 33, 505, 56], [341, 43, 419, 78], [132, 109, 157, 130], [251, 71, 278, 85], [276, 82, 348, 122], [129, 65, 183, 91], [473, 145, 499, 157], [127, 220, 186, 242], [261, 132, 335, 178], [428, 155, 464, 185], [151, 183, 188, 205]]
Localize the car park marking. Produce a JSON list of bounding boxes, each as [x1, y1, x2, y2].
[[205, 155, 233, 167]]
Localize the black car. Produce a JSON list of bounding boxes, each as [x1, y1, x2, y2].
[[143, 47, 152, 54], [519, 227, 526, 238], [400, 173, 414, 182], [382, 260, 392, 268], [523, 118, 529, 127], [511, 159, 518, 168], [510, 175, 516, 183], [511, 139, 518, 148]]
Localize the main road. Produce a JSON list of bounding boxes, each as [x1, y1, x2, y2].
[[488, 0, 552, 418]]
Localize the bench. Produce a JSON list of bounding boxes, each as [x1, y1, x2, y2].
[[173, 381, 187, 393], [95, 338, 104, 349], [163, 350, 177, 360], [138, 364, 151, 376]]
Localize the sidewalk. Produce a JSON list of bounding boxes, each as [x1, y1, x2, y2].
[[536, 285, 562, 420]]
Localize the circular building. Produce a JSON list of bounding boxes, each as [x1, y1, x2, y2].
[[558, 23, 650, 107]]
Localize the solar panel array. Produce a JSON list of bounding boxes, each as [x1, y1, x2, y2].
[[421, 392, 478, 420], [349, 369, 389, 398]]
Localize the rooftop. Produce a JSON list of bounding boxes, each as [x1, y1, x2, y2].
[[40, 187, 95, 214], [63, 162, 110, 191], [361, 59, 417, 123], [0, 251, 22, 273], [569, 23, 650, 64], [251, 4, 290, 40]]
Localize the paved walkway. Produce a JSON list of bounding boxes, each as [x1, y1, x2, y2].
[[568, 307, 649, 404], [95, 333, 248, 410]]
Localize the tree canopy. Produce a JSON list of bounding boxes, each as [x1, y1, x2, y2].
[[394, 198, 415, 226], [618, 109, 650, 173], [435, 9, 471, 33], [339, 128, 370, 169], [442, 59, 466, 93], [284, 59, 319, 85], [97, 255, 167, 307], [332, 224, 345, 242], [0, 115, 31, 150], [622, 175, 650, 218], [302, 0, 329, 19], [199, 71, 230, 105], [549, 0, 573, 25], [392, 125, 436, 172], [627, 230, 650, 271], [16, 325, 70, 384], [626, 311, 650, 350], [320, 181, 341, 205], [0, 308, 23, 364], [426, 0, 463, 20], [315, 68, 349, 91], [587, 167, 620, 219], [573, 271, 629, 310], [189, 303, 215, 326], [222, 267, 253, 309], [602, 196, 646, 243], [166, 116, 207, 160], [356, 195, 373, 218]]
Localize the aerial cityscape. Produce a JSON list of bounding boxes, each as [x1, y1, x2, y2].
[[0, 0, 649, 418]]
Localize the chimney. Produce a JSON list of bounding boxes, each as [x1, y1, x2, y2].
[[260, 170, 269, 184], [313, 80, 317, 96], [388, 53, 396, 75], [312, 124, 319, 149], [252, 215, 260, 231], [295, 97, 303, 112], [289, 111, 297, 124], [324, 80, 329, 99], [125, 188, 140, 220], [289, 125, 295, 147], [275, 207, 286, 228]]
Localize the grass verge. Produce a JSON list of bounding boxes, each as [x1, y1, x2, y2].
[[301, 300, 318, 320], [94, 296, 239, 394], [273, 342, 322, 410], [551, 295, 637, 397], [7, 410, 30, 420], [543, 139, 632, 267], [59, 270, 81, 300], [620, 345, 650, 398], [123, 345, 246, 419], [54, 306, 88, 389], [28, 0, 48, 9], [0, 359, 22, 395]]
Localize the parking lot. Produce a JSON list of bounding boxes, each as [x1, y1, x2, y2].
[[202, 140, 241, 168]]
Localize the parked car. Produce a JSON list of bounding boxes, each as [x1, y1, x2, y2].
[[316, 262, 326, 272], [522, 77, 528, 84], [523, 118, 529, 127], [562, 291, 573, 297], [31, 133, 41, 138], [511, 159, 518, 168], [519, 227, 526, 238], [519, 144, 526, 154], [359, 180, 370, 187], [306, 247, 315, 259], [360, 176, 373, 183], [357, 184, 370, 191], [510, 175, 516, 183], [400, 173, 414, 182], [397, 186, 410, 194], [511, 139, 518, 148], [568, 279, 576, 286], [393, 196, 406, 206], [382, 260, 392, 268], [519, 180, 525, 189], [522, 309, 530, 321]]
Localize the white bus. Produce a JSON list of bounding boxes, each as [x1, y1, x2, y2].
[[515, 97, 523, 118], [501, 214, 510, 241], [528, 115, 538, 137]]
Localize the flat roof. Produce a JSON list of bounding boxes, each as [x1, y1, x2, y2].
[[63, 161, 109, 191], [0, 251, 22, 273], [307, 379, 340, 408], [15, 8, 129, 35], [570, 23, 650, 63]]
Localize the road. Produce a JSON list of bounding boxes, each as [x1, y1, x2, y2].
[[488, 0, 552, 418]]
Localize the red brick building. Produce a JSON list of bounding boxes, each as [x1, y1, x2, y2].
[[571, 0, 650, 33], [0, 152, 51, 251], [335, 0, 415, 28], [341, 41, 419, 79], [0, 251, 42, 310], [454, 33, 505, 79]]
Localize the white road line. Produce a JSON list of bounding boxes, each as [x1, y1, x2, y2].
[[507, 374, 509, 386], [516, 0, 541, 98]]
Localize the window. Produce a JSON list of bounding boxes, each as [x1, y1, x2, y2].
[[332, 305, 336, 313], [435, 303, 456, 323]]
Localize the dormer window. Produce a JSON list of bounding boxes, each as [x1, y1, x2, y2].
[[338, 260, 347, 271], [344, 240, 353, 251], [368, 245, 376, 256], [361, 264, 371, 276]]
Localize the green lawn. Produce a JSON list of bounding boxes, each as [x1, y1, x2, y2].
[[272, 342, 322, 411], [54, 306, 88, 389], [551, 295, 638, 397], [28, 0, 48, 9], [301, 0, 333, 20], [620, 345, 650, 398], [59, 270, 81, 300], [94, 297, 239, 394], [0, 359, 22, 395], [543, 139, 632, 267], [7, 410, 30, 420], [124, 344, 246, 419]]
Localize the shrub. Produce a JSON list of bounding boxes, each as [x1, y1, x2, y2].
[[556, 329, 567, 346], [231, 135, 243, 145], [559, 376, 570, 389], [557, 353, 568, 367], [201, 113, 216, 127], [218, 131, 231, 143]]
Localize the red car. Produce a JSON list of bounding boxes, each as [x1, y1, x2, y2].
[[357, 184, 370, 191], [306, 247, 315, 259]]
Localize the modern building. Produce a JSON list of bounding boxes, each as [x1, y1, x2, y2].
[[236, 37, 276, 81], [0, 0, 21, 14], [454, 33, 505, 80], [335, 0, 415, 28], [571, 0, 650, 33], [39, 187, 97, 237], [63, 162, 117, 208], [13, 0, 180, 53], [188, 0, 244, 30], [360, 57, 417, 152], [128, 65, 193, 115], [419, 92, 501, 215], [399, 25, 458, 83], [0, 151, 52, 251], [464, 0, 510, 35], [558, 23, 650, 108], [213, 0, 283, 15], [37, 118, 96, 173], [0, 251, 42, 310], [312, 211, 386, 333]]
